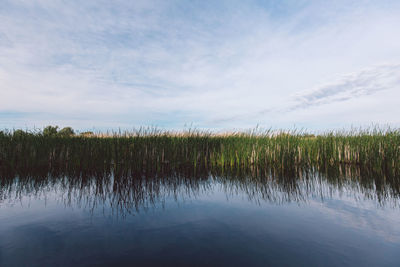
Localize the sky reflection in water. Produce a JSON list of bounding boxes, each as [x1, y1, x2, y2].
[[0, 171, 399, 266]]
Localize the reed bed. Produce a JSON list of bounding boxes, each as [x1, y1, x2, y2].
[[1, 127, 399, 177]]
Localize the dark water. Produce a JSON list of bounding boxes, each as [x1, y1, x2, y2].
[[0, 170, 399, 266]]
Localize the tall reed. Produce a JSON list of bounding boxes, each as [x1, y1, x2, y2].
[[0, 128, 399, 178]]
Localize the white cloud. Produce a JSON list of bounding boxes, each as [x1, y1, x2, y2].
[[0, 0, 400, 130], [291, 64, 400, 110]]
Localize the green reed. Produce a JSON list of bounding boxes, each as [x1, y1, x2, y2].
[[0, 127, 399, 179]]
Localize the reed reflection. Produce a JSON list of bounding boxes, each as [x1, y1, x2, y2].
[[1, 162, 399, 217]]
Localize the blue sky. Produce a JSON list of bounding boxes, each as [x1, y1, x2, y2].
[[1, 0, 400, 131]]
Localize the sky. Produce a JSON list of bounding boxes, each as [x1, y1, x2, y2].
[[1, 0, 400, 131]]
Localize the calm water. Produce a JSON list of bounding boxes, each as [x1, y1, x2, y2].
[[0, 171, 399, 266]]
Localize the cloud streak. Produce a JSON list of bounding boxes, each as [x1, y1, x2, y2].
[[213, 64, 400, 126], [291, 64, 400, 111]]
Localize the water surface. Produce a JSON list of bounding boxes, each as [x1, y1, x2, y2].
[[0, 170, 399, 266]]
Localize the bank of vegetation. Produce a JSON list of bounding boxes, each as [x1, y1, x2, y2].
[[0, 126, 399, 179]]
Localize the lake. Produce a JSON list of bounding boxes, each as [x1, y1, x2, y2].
[[0, 170, 399, 266]]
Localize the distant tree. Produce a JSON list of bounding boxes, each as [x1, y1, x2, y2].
[[43, 125, 59, 136], [58, 127, 75, 137], [80, 131, 94, 137], [13, 129, 28, 138]]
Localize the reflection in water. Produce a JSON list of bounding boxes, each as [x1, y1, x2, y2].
[[1, 164, 399, 216], [1, 164, 400, 266]]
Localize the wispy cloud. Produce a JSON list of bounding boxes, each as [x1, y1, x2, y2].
[[291, 64, 400, 111], [212, 64, 400, 126]]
